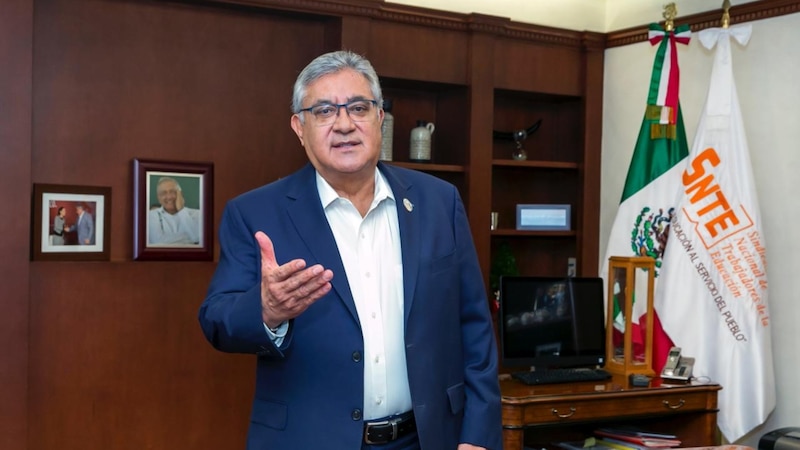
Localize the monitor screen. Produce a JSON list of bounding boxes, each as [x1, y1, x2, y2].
[[498, 276, 607, 370]]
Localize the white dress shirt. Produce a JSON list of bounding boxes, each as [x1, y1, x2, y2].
[[317, 168, 411, 420], [147, 206, 202, 245]]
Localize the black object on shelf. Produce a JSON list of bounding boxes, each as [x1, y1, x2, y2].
[[492, 118, 543, 141]]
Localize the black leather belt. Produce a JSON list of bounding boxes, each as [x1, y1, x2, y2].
[[53, 230, 63, 236], [363, 411, 416, 445]]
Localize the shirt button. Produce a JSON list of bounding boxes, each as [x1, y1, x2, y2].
[[352, 351, 362, 362], [374, 355, 380, 364], [376, 397, 383, 405], [352, 409, 362, 421], [371, 312, 377, 319]]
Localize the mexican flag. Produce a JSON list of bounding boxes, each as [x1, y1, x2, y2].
[[656, 24, 775, 442], [601, 23, 691, 374]]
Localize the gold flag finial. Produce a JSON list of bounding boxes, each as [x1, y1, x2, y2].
[[663, 3, 677, 31], [722, 0, 731, 28]]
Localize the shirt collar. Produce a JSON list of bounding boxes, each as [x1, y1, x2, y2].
[[316, 167, 395, 210]]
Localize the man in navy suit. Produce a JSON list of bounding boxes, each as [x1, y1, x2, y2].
[[199, 50, 502, 450], [67, 204, 94, 245]]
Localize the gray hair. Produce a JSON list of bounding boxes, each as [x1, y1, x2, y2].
[[291, 50, 383, 123], [157, 176, 181, 192]]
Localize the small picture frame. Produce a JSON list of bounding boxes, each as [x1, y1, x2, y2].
[[133, 159, 214, 261], [31, 183, 111, 261], [516, 204, 571, 231]]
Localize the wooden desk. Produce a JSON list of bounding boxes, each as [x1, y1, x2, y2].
[[501, 376, 721, 450]]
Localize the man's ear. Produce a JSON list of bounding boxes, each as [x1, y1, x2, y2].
[[290, 114, 305, 146]]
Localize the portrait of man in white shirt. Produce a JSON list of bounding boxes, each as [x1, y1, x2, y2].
[[147, 175, 202, 247]]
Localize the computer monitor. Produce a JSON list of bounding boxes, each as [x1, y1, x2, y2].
[[498, 276, 607, 370]]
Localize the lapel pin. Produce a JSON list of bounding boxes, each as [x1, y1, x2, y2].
[[403, 198, 414, 212]]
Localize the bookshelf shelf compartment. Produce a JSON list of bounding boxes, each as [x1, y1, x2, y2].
[[380, 78, 468, 167]]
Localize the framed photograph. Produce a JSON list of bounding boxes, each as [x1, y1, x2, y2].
[[133, 159, 214, 261], [516, 204, 571, 231], [31, 184, 111, 261]]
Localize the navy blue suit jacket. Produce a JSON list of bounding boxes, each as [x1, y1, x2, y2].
[[76, 211, 94, 245], [199, 162, 502, 449]]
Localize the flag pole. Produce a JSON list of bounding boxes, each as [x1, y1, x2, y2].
[[721, 0, 731, 28], [662, 3, 677, 31]]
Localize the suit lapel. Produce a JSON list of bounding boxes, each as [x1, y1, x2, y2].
[[285, 165, 359, 324], [379, 163, 420, 323], [285, 163, 423, 327]]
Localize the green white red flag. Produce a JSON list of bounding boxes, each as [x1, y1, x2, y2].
[[656, 24, 775, 442], [600, 23, 691, 373]]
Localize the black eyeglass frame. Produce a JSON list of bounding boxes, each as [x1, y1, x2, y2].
[[297, 99, 379, 123]]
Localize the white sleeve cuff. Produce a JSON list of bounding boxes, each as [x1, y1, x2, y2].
[[263, 321, 289, 343]]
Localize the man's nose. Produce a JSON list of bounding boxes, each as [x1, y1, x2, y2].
[[331, 105, 356, 129]]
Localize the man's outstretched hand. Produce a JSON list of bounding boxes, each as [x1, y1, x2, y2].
[[256, 231, 333, 329]]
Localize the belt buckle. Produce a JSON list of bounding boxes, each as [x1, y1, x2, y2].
[[363, 417, 399, 445]]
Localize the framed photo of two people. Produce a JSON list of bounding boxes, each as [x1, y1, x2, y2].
[[31, 183, 112, 261], [133, 159, 214, 261]]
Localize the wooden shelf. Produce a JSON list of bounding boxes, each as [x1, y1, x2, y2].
[[491, 229, 576, 237], [492, 159, 578, 170], [387, 161, 465, 173]]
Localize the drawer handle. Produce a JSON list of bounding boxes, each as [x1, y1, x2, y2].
[[552, 407, 576, 418], [662, 399, 686, 410]]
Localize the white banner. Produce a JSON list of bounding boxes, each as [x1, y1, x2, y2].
[[656, 24, 775, 442]]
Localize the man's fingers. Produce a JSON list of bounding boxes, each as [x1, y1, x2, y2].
[[257, 231, 308, 282], [255, 231, 278, 271], [256, 231, 331, 315], [305, 274, 333, 301], [284, 266, 332, 295]]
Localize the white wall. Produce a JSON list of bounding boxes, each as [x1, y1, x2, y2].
[[602, 12, 800, 447]]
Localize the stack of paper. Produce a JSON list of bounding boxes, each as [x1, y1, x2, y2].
[[555, 427, 682, 450], [594, 428, 681, 449]]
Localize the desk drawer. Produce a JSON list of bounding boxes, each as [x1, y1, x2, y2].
[[520, 389, 714, 424]]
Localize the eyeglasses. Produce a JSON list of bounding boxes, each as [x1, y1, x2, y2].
[[298, 99, 378, 126]]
